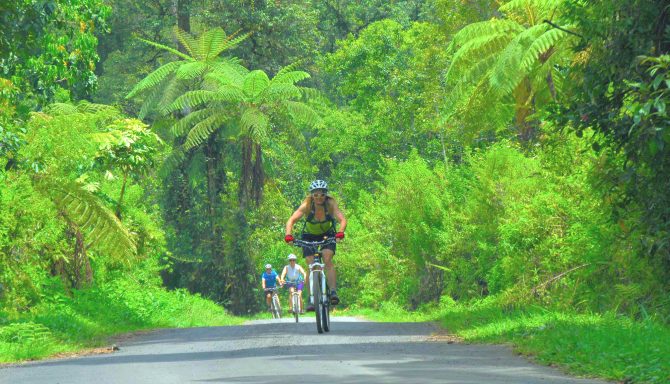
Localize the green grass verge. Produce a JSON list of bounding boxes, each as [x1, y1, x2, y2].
[[441, 299, 670, 384], [344, 299, 669, 384], [0, 277, 243, 363]]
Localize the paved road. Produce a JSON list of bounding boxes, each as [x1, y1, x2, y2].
[[0, 316, 608, 384]]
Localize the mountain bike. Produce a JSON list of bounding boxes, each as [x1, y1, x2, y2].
[[292, 237, 336, 334], [266, 287, 281, 319], [283, 281, 302, 323]]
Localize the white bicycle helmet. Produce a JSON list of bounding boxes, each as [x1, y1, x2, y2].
[[265, 264, 272, 269], [309, 179, 328, 192], [287, 254, 297, 261]]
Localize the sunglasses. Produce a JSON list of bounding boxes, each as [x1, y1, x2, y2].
[[312, 192, 326, 198]]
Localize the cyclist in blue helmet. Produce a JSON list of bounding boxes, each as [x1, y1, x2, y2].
[[261, 264, 280, 312]]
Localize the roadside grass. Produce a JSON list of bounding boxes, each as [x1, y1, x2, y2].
[[440, 300, 670, 384], [0, 277, 243, 363], [344, 298, 669, 384]]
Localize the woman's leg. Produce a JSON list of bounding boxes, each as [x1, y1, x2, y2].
[[322, 249, 336, 291], [288, 286, 295, 312]]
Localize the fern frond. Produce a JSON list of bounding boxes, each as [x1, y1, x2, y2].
[[43, 103, 78, 115], [164, 90, 217, 114], [243, 70, 271, 100], [215, 84, 246, 102], [446, 32, 513, 84], [183, 114, 229, 151], [126, 61, 182, 99], [239, 107, 269, 144], [520, 27, 569, 70], [298, 87, 326, 102], [37, 178, 136, 261], [501, 0, 565, 21], [274, 61, 304, 79], [174, 27, 198, 58], [76, 101, 118, 114], [262, 83, 302, 102], [448, 19, 523, 52], [175, 61, 209, 80], [171, 109, 212, 137], [156, 77, 187, 114], [284, 101, 320, 126], [158, 149, 186, 179], [272, 69, 310, 85], [205, 60, 249, 84], [489, 24, 547, 95], [136, 37, 193, 61], [218, 31, 252, 55], [202, 28, 229, 60]]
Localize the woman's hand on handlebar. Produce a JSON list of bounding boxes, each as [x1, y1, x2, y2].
[[335, 231, 345, 243], [284, 234, 294, 244]]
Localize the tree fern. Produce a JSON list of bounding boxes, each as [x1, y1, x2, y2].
[[136, 37, 193, 61], [284, 100, 321, 126], [183, 114, 231, 151], [164, 90, 218, 115], [263, 83, 302, 101], [243, 70, 271, 99], [175, 61, 209, 80], [445, 0, 575, 134], [126, 61, 182, 99], [37, 178, 136, 262], [240, 107, 269, 143], [171, 109, 212, 137]]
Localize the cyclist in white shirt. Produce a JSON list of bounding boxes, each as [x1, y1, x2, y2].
[[279, 254, 307, 313]]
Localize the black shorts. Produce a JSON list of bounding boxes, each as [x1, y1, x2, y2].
[[300, 232, 336, 257]]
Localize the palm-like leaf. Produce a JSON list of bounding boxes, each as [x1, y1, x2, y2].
[[240, 107, 269, 144], [126, 61, 182, 99], [37, 178, 136, 261], [243, 70, 271, 99], [183, 113, 231, 151], [164, 90, 218, 115], [445, 0, 574, 130]]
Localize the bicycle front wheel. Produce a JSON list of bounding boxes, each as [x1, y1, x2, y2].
[[272, 294, 281, 319]]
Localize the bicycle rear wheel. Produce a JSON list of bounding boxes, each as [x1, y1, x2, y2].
[[322, 288, 331, 332], [314, 272, 323, 334], [293, 293, 299, 323]]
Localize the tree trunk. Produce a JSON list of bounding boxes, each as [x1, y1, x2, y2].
[[252, 143, 264, 206], [239, 137, 253, 207], [203, 136, 224, 262], [115, 169, 128, 220], [514, 77, 535, 142], [175, 0, 191, 53]]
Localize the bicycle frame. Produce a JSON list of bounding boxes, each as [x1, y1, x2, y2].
[[292, 237, 336, 333]]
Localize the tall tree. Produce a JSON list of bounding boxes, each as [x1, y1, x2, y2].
[[444, 0, 577, 140]]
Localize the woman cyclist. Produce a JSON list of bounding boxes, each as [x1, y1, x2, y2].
[[279, 254, 307, 313], [284, 180, 347, 309]]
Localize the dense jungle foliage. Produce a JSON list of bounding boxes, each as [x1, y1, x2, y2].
[[1, 0, 669, 371]]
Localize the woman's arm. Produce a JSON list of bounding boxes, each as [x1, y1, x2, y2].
[[298, 265, 307, 280], [280, 266, 287, 282], [330, 199, 347, 233], [285, 202, 308, 235]]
